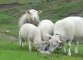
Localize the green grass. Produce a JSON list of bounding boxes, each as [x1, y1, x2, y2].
[[0, 0, 83, 60], [0, 42, 83, 60], [0, 0, 83, 38], [0, 0, 47, 4]]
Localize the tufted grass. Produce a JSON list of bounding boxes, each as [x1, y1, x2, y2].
[[0, 42, 83, 60]]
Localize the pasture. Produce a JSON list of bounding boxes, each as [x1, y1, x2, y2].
[[0, 0, 83, 60], [0, 42, 83, 60]]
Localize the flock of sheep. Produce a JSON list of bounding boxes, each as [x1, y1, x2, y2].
[[18, 9, 83, 56]]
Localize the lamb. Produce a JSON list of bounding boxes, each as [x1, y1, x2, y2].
[[38, 19, 54, 50], [19, 23, 42, 52], [48, 16, 83, 56], [18, 9, 42, 28]]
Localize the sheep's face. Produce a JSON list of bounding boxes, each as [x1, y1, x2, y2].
[[49, 36, 62, 52], [26, 9, 42, 22], [41, 34, 53, 50], [34, 43, 42, 51], [41, 41, 49, 50], [41, 35, 51, 50]]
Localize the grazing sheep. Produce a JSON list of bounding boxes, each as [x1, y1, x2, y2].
[[49, 16, 83, 56], [19, 23, 42, 52], [38, 19, 54, 50], [18, 9, 42, 28]]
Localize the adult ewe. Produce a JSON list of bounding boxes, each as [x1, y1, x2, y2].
[[38, 19, 54, 50], [19, 23, 42, 52], [18, 9, 42, 28], [49, 16, 83, 56]]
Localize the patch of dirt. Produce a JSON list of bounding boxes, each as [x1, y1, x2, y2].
[[0, 33, 19, 42], [0, 3, 24, 10]]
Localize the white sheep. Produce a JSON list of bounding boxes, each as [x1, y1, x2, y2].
[[49, 16, 83, 56], [19, 23, 42, 52], [18, 9, 42, 28], [38, 19, 54, 50]]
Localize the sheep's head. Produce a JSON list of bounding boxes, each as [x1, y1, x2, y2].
[[48, 35, 62, 52], [41, 40, 49, 50], [40, 34, 52, 50], [25, 9, 42, 22], [34, 42, 42, 52]]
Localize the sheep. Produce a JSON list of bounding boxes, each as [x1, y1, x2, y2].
[[38, 19, 54, 50], [48, 16, 83, 56], [18, 9, 42, 28], [19, 23, 42, 52]]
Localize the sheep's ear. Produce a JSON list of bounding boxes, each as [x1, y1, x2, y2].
[[25, 10, 30, 14], [42, 38, 44, 41], [38, 10, 42, 14], [47, 34, 52, 37], [42, 41, 48, 44], [57, 40, 62, 43], [55, 35, 60, 39], [47, 34, 52, 39], [49, 36, 51, 39]]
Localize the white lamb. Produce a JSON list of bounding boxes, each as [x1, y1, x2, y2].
[[19, 23, 42, 52], [48, 16, 83, 56], [18, 9, 42, 28], [38, 19, 54, 50]]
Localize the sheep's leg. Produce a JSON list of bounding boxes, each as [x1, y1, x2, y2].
[[29, 41, 32, 51], [20, 40, 22, 49], [67, 41, 71, 56], [62, 44, 66, 54], [22, 40, 24, 47], [63, 46, 66, 54], [20, 38, 24, 49], [75, 41, 79, 54]]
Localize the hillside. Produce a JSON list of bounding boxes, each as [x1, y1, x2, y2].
[[0, 0, 83, 42]]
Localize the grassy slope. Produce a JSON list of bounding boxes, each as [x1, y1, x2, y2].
[[0, 0, 43, 4], [0, 1, 83, 41], [0, 42, 83, 60]]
